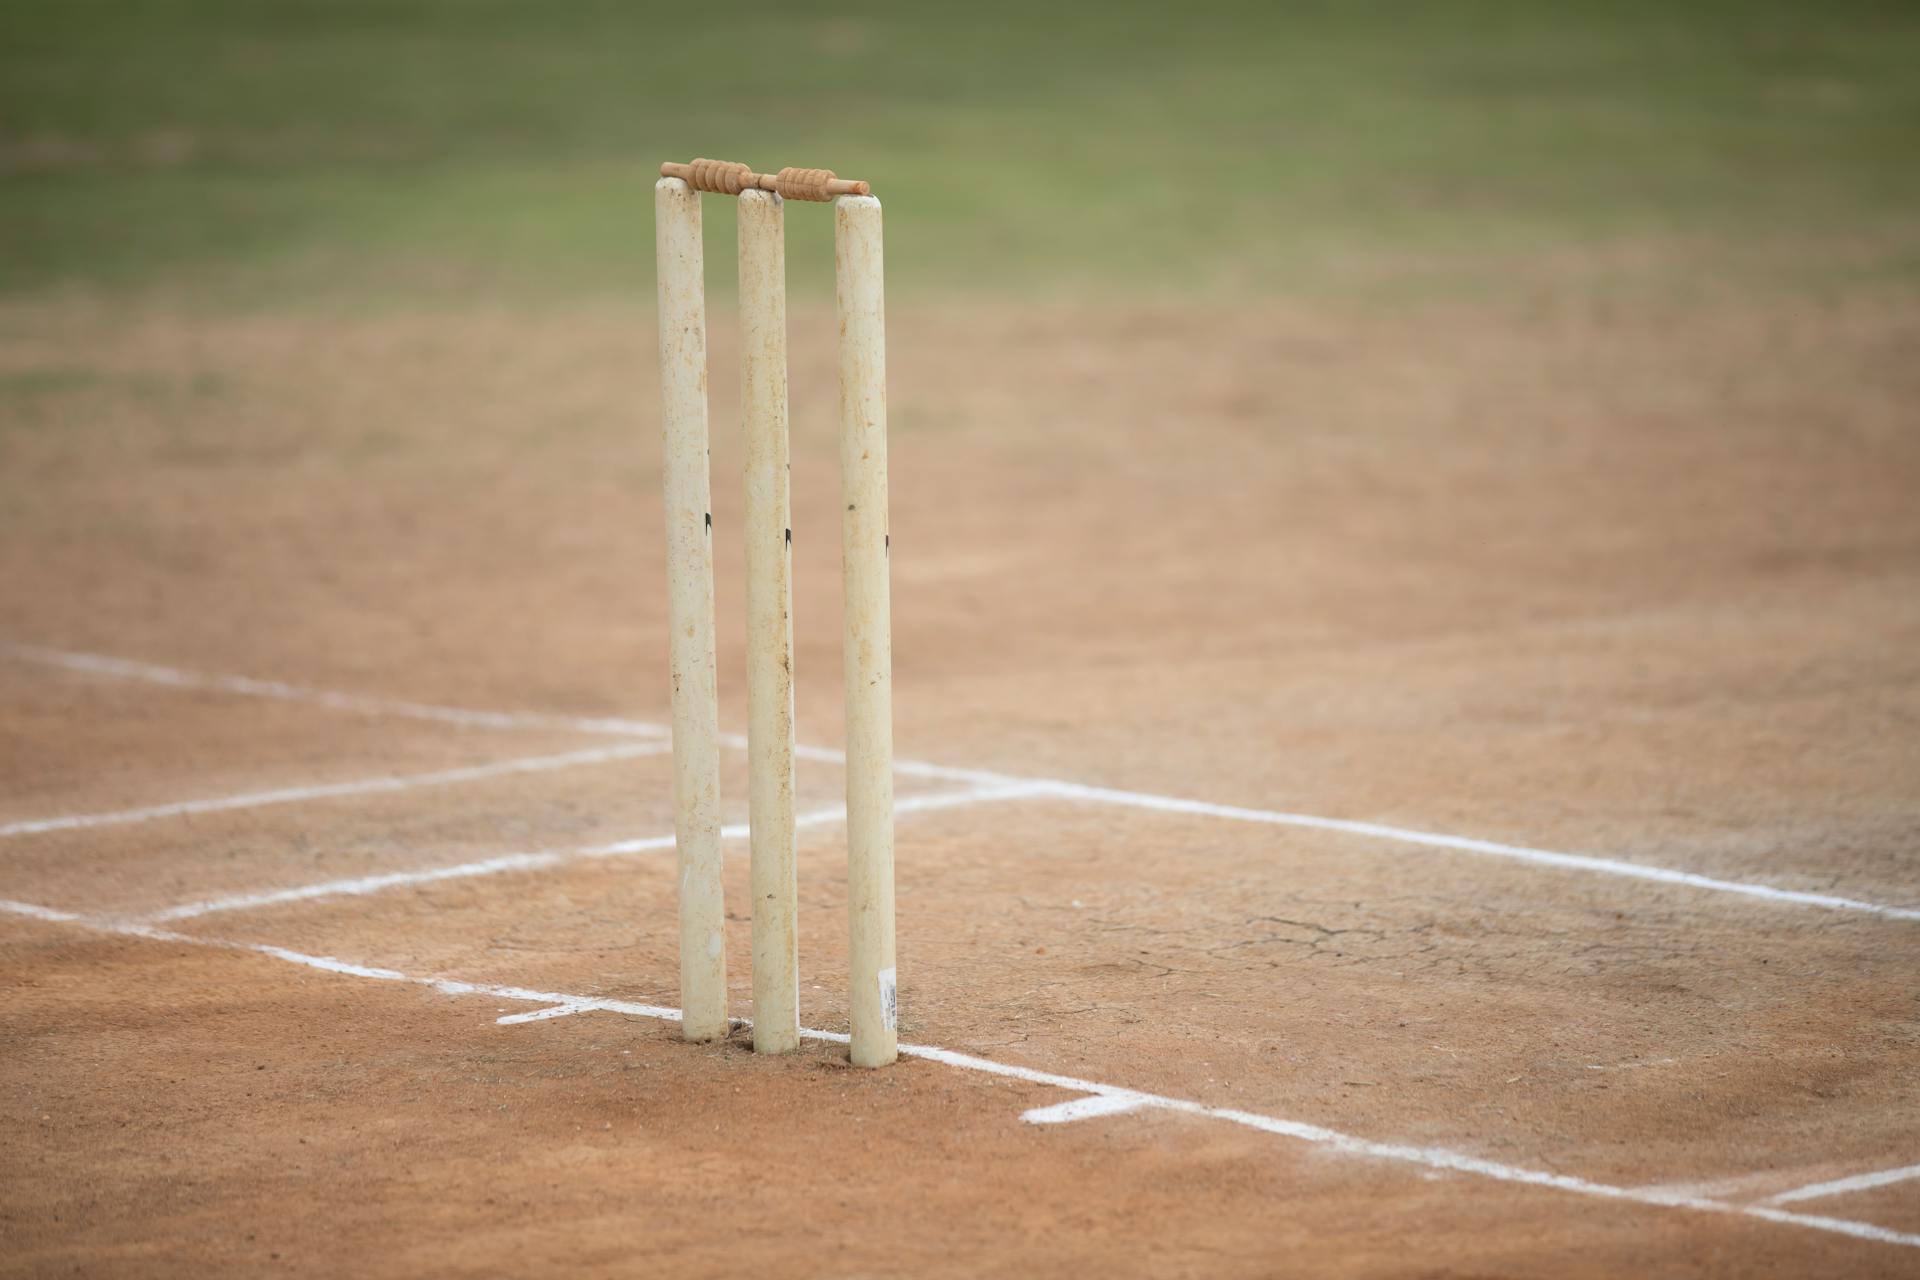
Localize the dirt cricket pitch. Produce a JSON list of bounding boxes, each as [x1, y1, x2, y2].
[[2, 273, 1917, 1275]]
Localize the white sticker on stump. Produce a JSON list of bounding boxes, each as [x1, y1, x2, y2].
[[878, 966, 898, 1031]]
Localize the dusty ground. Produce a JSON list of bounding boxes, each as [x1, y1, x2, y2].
[[2, 268, 1918, 1275]]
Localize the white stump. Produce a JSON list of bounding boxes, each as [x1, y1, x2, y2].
[[655, 176, 728, 1043], [738, 189, 800, 1055], [834, 194, 897, 1068]]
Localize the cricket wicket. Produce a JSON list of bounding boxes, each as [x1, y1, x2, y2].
[[655, 158, 896, 1067]]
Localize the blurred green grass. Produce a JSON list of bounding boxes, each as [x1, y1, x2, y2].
[[3, 0, 1918, 303]]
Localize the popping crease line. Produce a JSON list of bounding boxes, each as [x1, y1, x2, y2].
[[0, 895, 1915, 1253], [1031, 782, 1920, 923], [1628, 1169, 1809, 1203], [1766, 1163, 1920, 1206], [0, 641, 1021, 789], [1, 643, 670, 738], [10, 642, 1919, 923], [497, 1004, 592, 1025], [1021, 1094, 1150, 1125], [141, 781, 1052, 923], [0, 742, 673, 839]]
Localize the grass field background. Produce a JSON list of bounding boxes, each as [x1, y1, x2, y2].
[[4, 0, 1918, 303]]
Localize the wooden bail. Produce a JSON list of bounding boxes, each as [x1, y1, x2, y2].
[[660, 159, 871, 201]]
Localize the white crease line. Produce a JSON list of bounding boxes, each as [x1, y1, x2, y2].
[[0, 742, 673, 839], [1630, 1169, 1799, 1202], [0, 898, 84, 923], [1767, 1163, 1920, 1205], [1022, 1094, 1150, 1125], [143, 781, 1052, 923], [828, 1045, 1920, 1251], [1738, 1204, 1920, 1243], [497, 1003, 590, 1025], [147, 850, 578, 922], [12, 642, 1918, 923], [2, 897, 1914, 1252], [5, 641, 1023, 787], [2, 642, 669, 738], [1033, 782, 1920, 922]]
